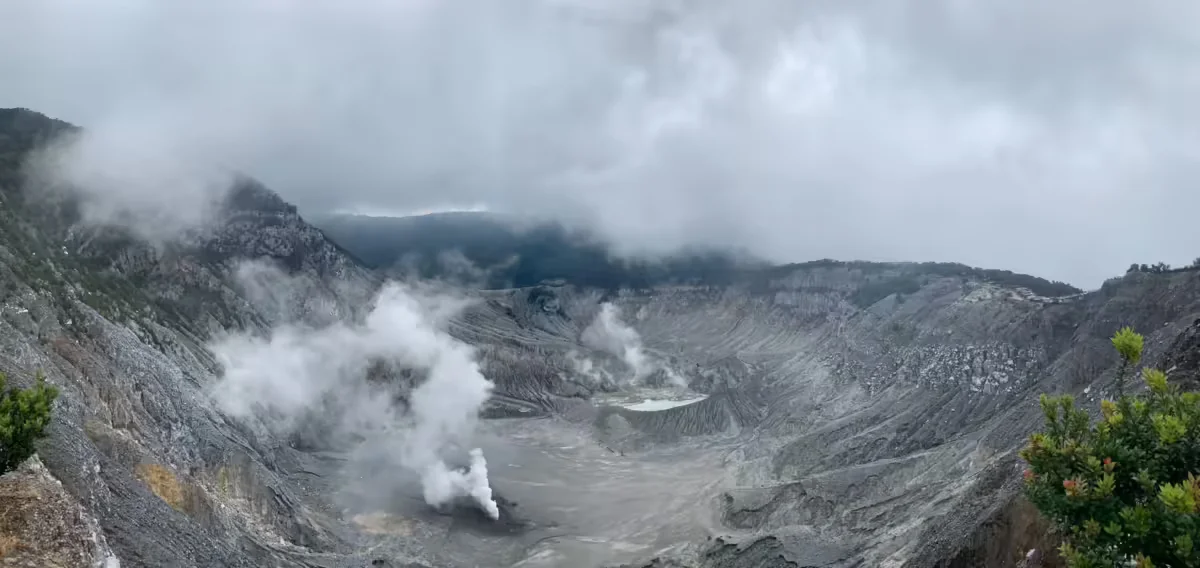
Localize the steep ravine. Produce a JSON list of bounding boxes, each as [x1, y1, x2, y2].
[[2, 108, 1200, 567]]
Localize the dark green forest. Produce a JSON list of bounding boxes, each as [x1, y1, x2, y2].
[[309, 212, 760, 290]]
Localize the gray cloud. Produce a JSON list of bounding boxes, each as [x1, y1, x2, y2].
[[3, 0, 1199, 287]]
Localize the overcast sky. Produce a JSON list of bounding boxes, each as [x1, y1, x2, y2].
[[3, 0, 1199, 287]]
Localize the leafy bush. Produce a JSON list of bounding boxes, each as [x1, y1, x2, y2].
[[0, 371, 58, 473], [1020, 327, 1200, 567]]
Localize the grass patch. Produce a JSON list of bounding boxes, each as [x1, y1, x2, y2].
[[135, 463, 185, 511], [0, 533, 21, 558], [217, 466, 231, 496]]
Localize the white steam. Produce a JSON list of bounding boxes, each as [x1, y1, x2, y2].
[[581, 303, 650, 380], [210, 277, 500, 519], [581, 302, 685, 387], [566, 349, 615, 388], [23, 125, 234, 245], [422, 449, 499, 520]]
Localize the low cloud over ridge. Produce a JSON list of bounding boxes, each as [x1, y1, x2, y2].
[[5, 0, 1200, 286]]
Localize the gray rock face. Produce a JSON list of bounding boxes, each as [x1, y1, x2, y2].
[[3, 108, 1200, 568]]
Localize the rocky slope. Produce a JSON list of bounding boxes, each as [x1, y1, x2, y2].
[[1, 107, 1199, 567]]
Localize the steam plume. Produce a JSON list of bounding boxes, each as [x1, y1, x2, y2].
[[210, 274, 500, 519], [422, 449, 499, 520], [581, 302, 685, 387], [581, 303, 650, 380], [566, 349, 615, 389]]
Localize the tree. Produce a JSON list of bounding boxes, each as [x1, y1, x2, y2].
[[0, 371, 58, 473], [1021, 326, 1200, 567]]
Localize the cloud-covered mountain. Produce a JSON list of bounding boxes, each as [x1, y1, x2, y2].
[[309, 211, 763, 290], [6, 1, 1200, 286]]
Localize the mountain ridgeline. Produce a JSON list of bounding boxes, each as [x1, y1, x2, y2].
[[0, 107, 1197, 568], [309, 211, 767, 290], [310, 211, 1081, 299]]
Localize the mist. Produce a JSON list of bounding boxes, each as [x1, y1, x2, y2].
[[581, 302, 686, 387], [21, 126, 235, 245], [209, 263, 501, 519], [5, 0, 1200, 286], [566, 350, 616, 390]]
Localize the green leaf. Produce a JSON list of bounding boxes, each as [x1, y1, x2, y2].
[[1152, 413, 1187, 445], [1158, 482, 1195, 514], [1175, 534, 1194, 558], [1143, 368, 1169, 395], [1111, 326, 1144, 364], [1096, 473, 1116, 497]]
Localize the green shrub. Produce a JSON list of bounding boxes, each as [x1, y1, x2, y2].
[[1021, 327, 1200, 567], [0, 371, 58, 473]]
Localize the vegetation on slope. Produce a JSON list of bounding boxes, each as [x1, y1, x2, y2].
[[1021, 327, 1200, 567], [0, 371, 58, 474], [1127, 260, 1200, 276]]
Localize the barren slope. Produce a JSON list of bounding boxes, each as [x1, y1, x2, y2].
[[444, 266, 1200, 567]]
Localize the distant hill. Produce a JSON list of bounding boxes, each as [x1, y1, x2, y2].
[[308, 211, 764, 290], [308, 212, 1084, 298]]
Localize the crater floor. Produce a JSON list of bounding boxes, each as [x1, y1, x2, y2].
[[335, 416, 728, 568]]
